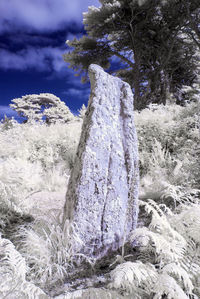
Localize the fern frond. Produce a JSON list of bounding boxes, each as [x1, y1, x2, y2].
[[0, 234, 27, 280], [139, 199, 172, 234], [171, 204, 200, 244], [153, 273, 190, 299], [108, 261, 157, 295], [184, 241, 200, 271], [131, 200, 186, 263], [141, 199, 186, 240], [169, 205, 200, 298], [160, 185, 199, 207], [162, 263, 193, 294], [139, 199, 166, 218], [130, 227, 185, 264], [0, 234, 49, 298]]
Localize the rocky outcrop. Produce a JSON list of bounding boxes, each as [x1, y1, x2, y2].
[[63, 64, 139, 258]]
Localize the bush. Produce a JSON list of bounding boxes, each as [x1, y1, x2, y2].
[[0, 121, 82, 197], [135, 102, 200, 188]]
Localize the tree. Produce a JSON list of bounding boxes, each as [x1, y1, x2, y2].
[[10, 93, 74, 124], [0, 115, 18, 131], [43, 101, 74, 124], [182, 1, 200, 50], [64, 0, 199, 109]]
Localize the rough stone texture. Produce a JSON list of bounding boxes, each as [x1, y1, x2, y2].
[[63, 64, 139, 258]]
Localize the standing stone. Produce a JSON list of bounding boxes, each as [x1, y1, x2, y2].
[[63, 64, 139, 258]]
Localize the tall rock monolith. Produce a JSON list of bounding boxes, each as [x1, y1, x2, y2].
[[63, 64, 139, 258]]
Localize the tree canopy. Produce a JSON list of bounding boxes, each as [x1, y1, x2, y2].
[[64, 0, 200, 109], [10, 93, 74, 124]]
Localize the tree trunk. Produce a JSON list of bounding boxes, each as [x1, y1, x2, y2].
[[132, 50, 141, 110]]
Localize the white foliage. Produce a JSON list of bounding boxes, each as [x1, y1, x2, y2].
[[139, 199, 184, 240], [0, 101, 199, 297], [153, 273, 190, 299], [0, 234, 27, 280], [55, 288, 125, 299], [44, 100, 74, 124], [109, 261, 157, 294], [169, 204, 200, 294], [131, 199, 186, 263], [0, 180, 22, 214], [10, 93, 74, 124], [184, 241, 200, 279], [130, 227, 185, 264], [78, 104, 87, 119], [0, 121, 81, 193], [10, 96, 42, 122], [162, 263, 193, 294], [0, 234, 48, 299], [18, 218, 85, 288], [171, 204, 200, 244], [128, 197, 198, 297], [0, 157, 43, 189]]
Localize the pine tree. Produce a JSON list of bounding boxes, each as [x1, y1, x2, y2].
[[64, 0, 199, 109]]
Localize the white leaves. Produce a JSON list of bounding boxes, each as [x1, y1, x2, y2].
[[132, 199, 186, 263], [10, 93, 74, 124], [162, 263, 193, 294], [105, 1, 121, 8], [55, 288, 125, 299], [0, 120, 81, 195], [109, 261, 157, 294], [44, 100, 74, 124], [0, 235, 27, 281], [153, 273, 190, 299], [171, 205, 200, 244], [130, 227, 185, 263], [0, 99, 199, 298], [78, 104, 87, 119], [0, 235, 48, 299], [129, 195, 200, 297]]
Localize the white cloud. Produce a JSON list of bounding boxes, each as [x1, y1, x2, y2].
[[0, 46, 67, 73], [64, 87, 90, 97], [0, 0, 100, 33]]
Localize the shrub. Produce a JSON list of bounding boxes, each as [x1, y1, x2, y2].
[[135, 102, 200, 188]]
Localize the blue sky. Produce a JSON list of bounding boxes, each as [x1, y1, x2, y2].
[[0, 0, 100, 119]]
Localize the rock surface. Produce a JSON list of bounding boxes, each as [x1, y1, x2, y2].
[[63, 64, 139, 258]]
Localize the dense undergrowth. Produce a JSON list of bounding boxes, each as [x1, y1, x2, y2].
[[0, 101, 199, 298]]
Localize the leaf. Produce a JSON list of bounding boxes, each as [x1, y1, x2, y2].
[[153, 273, 190, 299], [108, 261, 157, 294]]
